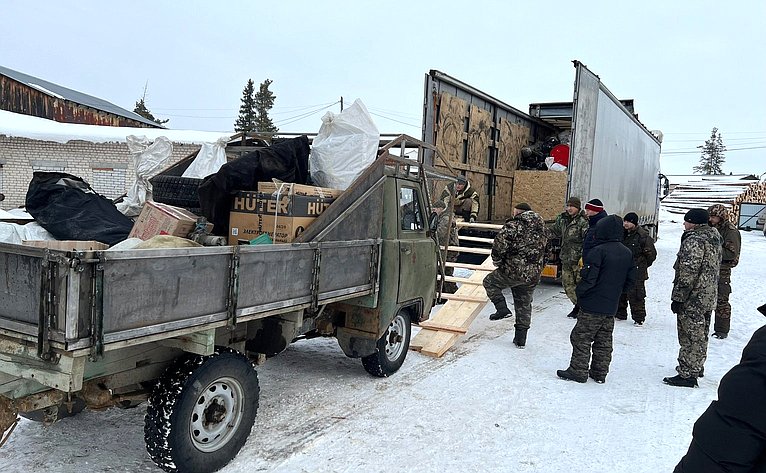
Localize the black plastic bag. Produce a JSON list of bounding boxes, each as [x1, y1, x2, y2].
[[25, 172, 134, 245], [198, 135, 310, 235]]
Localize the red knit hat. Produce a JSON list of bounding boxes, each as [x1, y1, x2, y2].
[[584, 199, 604, 212]]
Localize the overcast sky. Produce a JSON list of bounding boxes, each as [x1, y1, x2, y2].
[[2, 0, 764, 176]]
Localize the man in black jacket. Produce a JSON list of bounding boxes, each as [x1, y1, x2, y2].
[[674, 303, 766, 472], [582, 198, 608, 261], [557, 215, 636, 383]]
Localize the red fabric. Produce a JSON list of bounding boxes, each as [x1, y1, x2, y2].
[[550, 144, 570, 167]]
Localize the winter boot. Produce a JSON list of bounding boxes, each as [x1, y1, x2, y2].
[[662, 374, 698, 388], [566, 305, 580, 319], [712, 332, 728, 339], [556, 368, 587, 383], [589, 371, 606, 384], [489, 297, 513, 321], [513, 328, 527, 348]]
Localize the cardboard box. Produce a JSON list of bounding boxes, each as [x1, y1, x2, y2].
[[129, 201, 212, 240], [22, 240, 109, 251], [257, 182, 342, 199], [228, 187, 337, 244]]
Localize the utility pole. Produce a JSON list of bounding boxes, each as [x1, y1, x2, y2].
[[340, 96, 344, 112]]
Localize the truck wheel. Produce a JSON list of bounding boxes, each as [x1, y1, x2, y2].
[[144, 348, 259, 473], [362, 310, 411, 377]]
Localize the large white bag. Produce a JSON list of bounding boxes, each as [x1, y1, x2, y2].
[[309, 99, 379, 190], [117, 135, 173, 216], [182, 137, 228, 178]]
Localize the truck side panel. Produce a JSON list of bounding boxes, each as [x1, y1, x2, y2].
[[569, 62, 662, 224]]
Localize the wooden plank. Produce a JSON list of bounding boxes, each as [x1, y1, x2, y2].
[[468, 105, 492, 168], [458, 235, 495, 244], [440, 245, 491, 255], [417, 322, 469, 334], [456, 221, 503, 230], [440, 293, 487, 303], [436, 93, 468, 165]]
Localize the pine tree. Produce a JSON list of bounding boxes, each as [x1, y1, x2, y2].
[[234, 79, 257, 133], [133, 97, 169, 125], [693, 127, 726, 175], [254, 79, 278, 134]]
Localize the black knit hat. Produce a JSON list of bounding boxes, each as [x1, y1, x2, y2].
[[514, 202, 532, 212], [684, 208, 709, 225], [623, 212, 639, 226], [585, 199, 604, 212]]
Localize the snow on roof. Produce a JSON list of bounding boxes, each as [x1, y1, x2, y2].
[[666, 174, 758, 186], [0, 64, 160, 128], [0, 109, 232, 145], [661, 177, 761, 214]]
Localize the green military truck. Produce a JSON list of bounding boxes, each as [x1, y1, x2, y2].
[[0, 136, 440, 473]]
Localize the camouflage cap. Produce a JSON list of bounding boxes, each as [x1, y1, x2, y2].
[[707, 204, 729, 219]]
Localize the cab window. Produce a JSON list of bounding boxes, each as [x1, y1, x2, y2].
[[400, 187, 424, 231]]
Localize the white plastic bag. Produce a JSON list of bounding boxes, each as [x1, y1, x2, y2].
[[117, 135, 173, 217], [309, 99, 379, 190], [182, 137, 228, 178], [545, 156, 567, 172]]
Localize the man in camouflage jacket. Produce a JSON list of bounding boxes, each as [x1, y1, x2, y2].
[[483, 202, 548, 348], [432, 200, 460, 295], [548, 196, 589, 318], [616, 212, 657, 325], [664, 208, 722, 388], [707, 204, 741, 339], [438, 176, 480, 222]]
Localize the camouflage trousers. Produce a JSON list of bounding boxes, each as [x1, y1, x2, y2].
[[437, 250, 459, 294], [713, 267, 732, 334], [676, 307, 711, 378], [483, 270, 536, 330], [560, 262, 581, 305], [567, 310, 615, 379], [616, 280, 647, 323]]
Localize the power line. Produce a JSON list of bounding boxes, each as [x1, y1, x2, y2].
[[367, 111, 420, 129], [275, 102, 340, 127], [661, 145, 766, 155]]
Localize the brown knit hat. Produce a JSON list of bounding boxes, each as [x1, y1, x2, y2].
[[514, 202, 532, 211], [566, 197, 581, 209]]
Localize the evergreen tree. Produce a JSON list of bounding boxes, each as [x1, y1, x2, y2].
[[234, 79, 257, 133], [254, 79, 278, 134], [693, 127, 726, 175], [133, 97, 169, 125]]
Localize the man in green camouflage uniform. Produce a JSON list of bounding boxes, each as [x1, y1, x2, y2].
[[482, 202, 547, 348], [707, 204, 741, 339], [432, 200, 460, 295], [664, 208, 722, 388], [616, 212, 657, 325], [548, 196, 589, 318], [437, 176, 480, 222]]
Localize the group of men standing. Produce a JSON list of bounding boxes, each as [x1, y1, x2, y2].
[[435, 185, 741, 386]]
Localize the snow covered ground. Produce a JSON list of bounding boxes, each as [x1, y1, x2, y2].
[[2, 210, 765, 473]]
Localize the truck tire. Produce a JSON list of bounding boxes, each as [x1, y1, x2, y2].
[[362, 310, 411, 377], [144, 348, 259, 473]]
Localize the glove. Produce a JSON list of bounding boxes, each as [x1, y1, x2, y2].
[[578, 257, 583, 269], [469, 215, 476, 223], [671, 301, 684, 314]]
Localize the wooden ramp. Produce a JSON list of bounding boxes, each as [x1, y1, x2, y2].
[[410, 255, 495, 357]]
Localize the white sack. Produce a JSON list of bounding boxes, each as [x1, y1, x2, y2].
[[182, 137, 229, 178], [309, 99, 379, 190], [116, 135, 173, 217]]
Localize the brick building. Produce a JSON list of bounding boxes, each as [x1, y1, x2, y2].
[[0, 109, 231, 209]]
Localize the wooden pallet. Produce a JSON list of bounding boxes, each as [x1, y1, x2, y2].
[[411, 254, 494, 357]]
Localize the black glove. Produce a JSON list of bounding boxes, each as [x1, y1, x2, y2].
[[671, 301, 684, 314]]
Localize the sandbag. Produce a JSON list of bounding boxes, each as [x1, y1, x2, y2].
[[25, 172, 134, 245], [198, 135, 310, 235]]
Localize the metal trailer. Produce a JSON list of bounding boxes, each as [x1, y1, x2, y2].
[[0, 136, 440, 473], [422, 61, 664, 276]]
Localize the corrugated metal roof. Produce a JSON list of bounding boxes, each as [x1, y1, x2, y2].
[[0, 64, 162, 128]]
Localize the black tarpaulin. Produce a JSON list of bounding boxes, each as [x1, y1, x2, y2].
[[199, 135, 311, 235], [25, 172, 134, 245]]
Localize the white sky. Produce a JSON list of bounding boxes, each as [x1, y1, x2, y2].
[[1, 0, 765, 176]]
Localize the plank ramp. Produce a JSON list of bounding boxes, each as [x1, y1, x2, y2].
[[411, 255, 494, 357]]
